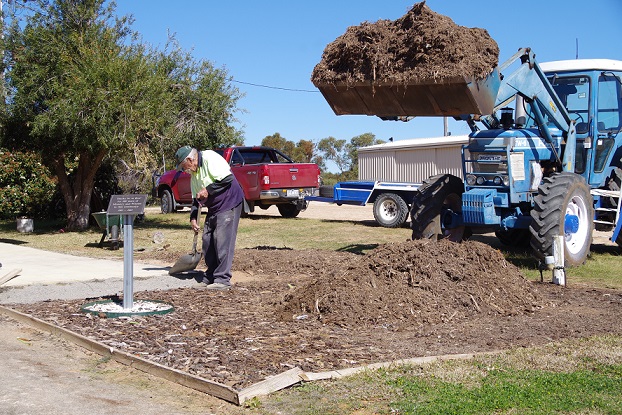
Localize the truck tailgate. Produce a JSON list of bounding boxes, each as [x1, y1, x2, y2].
[[265, 163, 319, 188]]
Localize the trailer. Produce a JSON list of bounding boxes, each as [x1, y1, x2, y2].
[[306, 181, 420, 228]]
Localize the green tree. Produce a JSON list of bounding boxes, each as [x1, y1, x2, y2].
[[294, 139, 315, 163], [317, 133, 384, 180], [261, 132, 295, 156], [317, 136, 349, 173], [3, 0, 242, 230], [261, 133, 321, 165], [348, 132, 385, 170], [0, 149, 56, 219]]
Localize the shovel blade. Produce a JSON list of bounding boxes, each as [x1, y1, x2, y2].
[[169, 230, 202, 275], [168, 252, 202, 275]]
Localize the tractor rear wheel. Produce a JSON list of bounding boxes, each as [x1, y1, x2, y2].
[[373, 193, 408, 228], [410, 174, 466, 242], [594, 164, 622, 231], [529, 172, 594, 266], [606, 166, 622, 207], [607, 165, 622, 248]]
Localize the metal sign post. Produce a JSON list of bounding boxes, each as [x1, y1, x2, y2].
[[107, 194, 148, 310]]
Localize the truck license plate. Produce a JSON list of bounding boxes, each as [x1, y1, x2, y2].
[[286, 189, 300, 197]]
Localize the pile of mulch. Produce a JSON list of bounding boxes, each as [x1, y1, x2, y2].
[[276, 239, 538, 327], [311, 1, 499, 86]]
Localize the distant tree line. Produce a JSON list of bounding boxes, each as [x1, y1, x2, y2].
[[261, 132, 385, 185]]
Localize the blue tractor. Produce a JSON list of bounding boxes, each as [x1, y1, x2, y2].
[[408, 49, 622, 266], [317, 47, 622, 266]]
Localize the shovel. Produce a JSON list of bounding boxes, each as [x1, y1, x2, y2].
[[169, 231, 202, 275], [169, 203, 204, 275]]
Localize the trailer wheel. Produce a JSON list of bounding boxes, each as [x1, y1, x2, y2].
[[160, 189, 174, 214], [373, 193, 408, 228], [277, 203, 301, 218], [530, 172, 594, 266], [410, 174, 466, 242]]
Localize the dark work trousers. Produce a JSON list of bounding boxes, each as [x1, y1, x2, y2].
[[201, 202, 243, 285]]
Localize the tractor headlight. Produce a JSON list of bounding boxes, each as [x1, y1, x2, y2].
[[476, 176, 485, 185], [466, 174, 476, 185], [493, 176, 502, 185], [502, 175, 510, 186]]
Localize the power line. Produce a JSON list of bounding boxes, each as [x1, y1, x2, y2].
[[230, 79, 319, 93]]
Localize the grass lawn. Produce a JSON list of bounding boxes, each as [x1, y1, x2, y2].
[[1, 209, 621, 414]]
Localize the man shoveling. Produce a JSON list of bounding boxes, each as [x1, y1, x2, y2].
[[174, 146, 245, 290]]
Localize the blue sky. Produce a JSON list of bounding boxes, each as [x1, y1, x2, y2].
[[115, 0, 622, 149]]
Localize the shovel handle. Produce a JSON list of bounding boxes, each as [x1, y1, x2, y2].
[[192, 231, 199, 253], [190, 205, 201, 254]]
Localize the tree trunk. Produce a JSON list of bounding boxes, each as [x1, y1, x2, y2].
[[51, 149, 107, 231]]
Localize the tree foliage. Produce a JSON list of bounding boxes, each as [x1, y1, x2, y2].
[[260, 132, 323, 167], [259, 131, 383, 182], [1, 0, 243, 230], [0, 148, 56, 219], [316, 133, 384, 183]]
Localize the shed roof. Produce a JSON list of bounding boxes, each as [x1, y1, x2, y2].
[[359, 135, 469, 152]]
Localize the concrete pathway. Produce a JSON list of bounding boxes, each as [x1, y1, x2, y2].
[[0, 242, 200, 304]]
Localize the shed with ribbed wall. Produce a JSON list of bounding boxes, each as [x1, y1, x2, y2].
[[358, 135, 468, 183]]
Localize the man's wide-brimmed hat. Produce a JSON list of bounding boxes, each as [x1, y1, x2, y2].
[[175, 146, 193, 171]]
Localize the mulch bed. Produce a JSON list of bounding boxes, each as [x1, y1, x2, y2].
[[8, 240, 622, 389]]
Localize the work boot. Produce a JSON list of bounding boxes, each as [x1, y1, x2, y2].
[[200, 282, 231, 291]]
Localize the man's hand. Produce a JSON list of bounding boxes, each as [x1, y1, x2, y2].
[[196, 188, 209, 205], [190, 219, 200, 233]]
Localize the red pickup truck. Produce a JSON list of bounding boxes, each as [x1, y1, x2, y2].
[[153, 146, 321, 218]]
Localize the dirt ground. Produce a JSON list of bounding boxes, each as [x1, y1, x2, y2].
[[0, 315, 246, 415], [7, 225, 622, 392]]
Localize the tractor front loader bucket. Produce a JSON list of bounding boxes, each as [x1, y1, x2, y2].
[[315, 68, 501, 118]]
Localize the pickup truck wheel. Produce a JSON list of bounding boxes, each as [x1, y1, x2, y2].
[[410, 174, 466, 242], [530, 173, 593, 266], [373, 193, 408, 228], [277, 203, 301, 218], [160, 189, 174, 214]]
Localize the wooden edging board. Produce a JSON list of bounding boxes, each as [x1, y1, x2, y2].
[[0, 305, 240, 404], [1, 305, 491, 406]]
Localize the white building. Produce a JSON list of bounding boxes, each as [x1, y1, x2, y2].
[[358, 135, 468, 183]]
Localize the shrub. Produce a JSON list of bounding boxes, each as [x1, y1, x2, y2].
[[0, 149, 57, 219]]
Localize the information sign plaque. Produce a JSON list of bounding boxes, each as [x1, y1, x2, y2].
[[107, 194, 148, 215], [106, 194, 148, 310]]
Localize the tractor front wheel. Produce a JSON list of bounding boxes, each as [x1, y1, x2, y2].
[[529, 173, 594, 266], [410, 174, 466, 242]]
